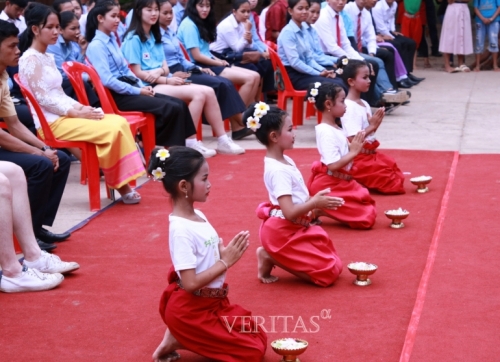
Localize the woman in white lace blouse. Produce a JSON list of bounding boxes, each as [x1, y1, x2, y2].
[[18, 3, 145, 204]]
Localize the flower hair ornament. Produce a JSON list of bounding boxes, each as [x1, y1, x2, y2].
[[246, 101, 270, 131], [152, 148, 170, 181], [308, 82, 321, 104]]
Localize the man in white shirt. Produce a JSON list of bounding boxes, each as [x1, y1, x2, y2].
[[0, 0, 27, 34]]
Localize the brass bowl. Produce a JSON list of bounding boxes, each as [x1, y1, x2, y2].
[[410, 176, 432, 193], [384, 210, 410, 229], [347, 262, 378, 286], [271, 338, 308, 362]]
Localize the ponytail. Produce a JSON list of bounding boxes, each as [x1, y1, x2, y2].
[[86, 0, 119, 42], [19, 3, 59, 54]]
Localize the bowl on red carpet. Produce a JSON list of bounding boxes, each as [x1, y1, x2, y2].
[[347, 262, 378, 286], [384, 208, 410, 228], [410, 175, 432, 193], [271, 338, 308, 361]]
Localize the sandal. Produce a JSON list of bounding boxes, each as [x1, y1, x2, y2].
[[459, 64, 471, 73], [450, 67, 461, 73], [159, 351, 180, 362], [122, 191, 141, 204]]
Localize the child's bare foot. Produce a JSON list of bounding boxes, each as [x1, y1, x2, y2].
[[474, 66, 480, 72], [494, 67, 500, 72], [153, 329, 183, 362], [257, 247, 278, 284]]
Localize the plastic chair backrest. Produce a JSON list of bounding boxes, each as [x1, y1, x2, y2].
[[179, 43, 191, 61], [265, 40, 277, 51], [267, 47, 295, 92], [13, 74, 58, 144], [62, 61, 116, 114]]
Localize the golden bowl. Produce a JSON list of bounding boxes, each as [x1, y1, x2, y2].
[[384, 210, 410, 229], [410, 176, 432, 193], [347, 262, 378, 286], [271, 338, 308, 362]]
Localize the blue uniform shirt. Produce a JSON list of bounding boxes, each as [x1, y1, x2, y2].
[[174, 2, 185, 28], [473, 0, 500, 22], [249, 15, 267, 52], [177, 17, 213, 62], [47, 35, 85, 80], [160, 27, 195, 70], [304, 23, 338, 66]]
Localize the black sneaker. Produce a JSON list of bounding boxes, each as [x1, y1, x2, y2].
[[232, 127, 255, 140]]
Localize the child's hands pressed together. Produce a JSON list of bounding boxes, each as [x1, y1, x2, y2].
[[368, 107, 385, 129], [349, 130, 365, 154], [311, 188, 345, 210], [218, 231, 250, 268]]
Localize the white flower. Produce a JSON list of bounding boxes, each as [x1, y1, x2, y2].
[[254, 101, 270, 115], [335, 68, 343, 75], [342, 58, 349, 65], [152, 167, 166, 181], [310, 88, 318, 97], [156, 148, 170, 161], [307, 97, 316, 104], [314, 82, 321, 88], [246, 116, 262, 131]]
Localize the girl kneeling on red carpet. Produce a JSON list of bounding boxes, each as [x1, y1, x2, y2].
[[251, 103, 343, 287], [148, 146, 267, 362], [306, 82, 377, 229], [340, 59, 406, 195]]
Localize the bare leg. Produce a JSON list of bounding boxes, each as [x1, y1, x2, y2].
[[475, 54, 481, 71], [0, 162, 41, 278], [219, 66, 260, 106], [443, 53, 454, 72], [229, 113, 244, 132], [152, 328, 184, 362], [493, 52, 499, 71], [457, 55, 465, 66], [67, 147, 82, 161], [256, 246, 312, 284]]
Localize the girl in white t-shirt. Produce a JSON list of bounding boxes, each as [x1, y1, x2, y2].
[[148, 146, 266, 362], [339, 59, 406, 194], [247, 103, 343, 287], [306, 82, 377, 229]]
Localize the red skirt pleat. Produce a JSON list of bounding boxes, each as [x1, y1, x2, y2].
[[256, 203, 343, 287], [159, 269, 267, 362], [307, 161, 377, 229], [351, 140, 406, 194]]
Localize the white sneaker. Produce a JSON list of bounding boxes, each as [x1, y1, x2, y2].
[[217, 139, 245, 155], [382, 90, 411, 104], [24, 251, 80, 275], [0, 266, 63, 293], [189, 141, 217, 158]]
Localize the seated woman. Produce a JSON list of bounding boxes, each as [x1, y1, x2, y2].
[[18, 3, 145, 203], [177, 0, 262, 136], [209, 0, 275, 98], [122, 0, 244, 156], [85, 1, 198, 151], [277, 0, 345, 91], [46, 11, 99, 107], [158, 0, 250, 141]]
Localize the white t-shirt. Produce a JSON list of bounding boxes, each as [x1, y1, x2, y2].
[[341, 99, 376, 143], [264, 155, 309, 206], [315, 123, 352, 171], [169, 210, 225, 288], [0, 11, 26, 34]]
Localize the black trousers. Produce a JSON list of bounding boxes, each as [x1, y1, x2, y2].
[[0, 148, 70, 235], [235, 59, 276, 93], [284, 66, 347, 93], [423, 0, 439, 53], [388, 35, 417, 73], [62, 78, 100, 108], [110, 91, 196, 147], [374, 47, 397, 89]]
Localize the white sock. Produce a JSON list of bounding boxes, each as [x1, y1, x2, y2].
[[185, 138, 197, 147], [218, 134, 229, 143]]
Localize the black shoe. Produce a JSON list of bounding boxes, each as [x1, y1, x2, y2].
[[37, 228, 71, 243], [431, 51, 442, 57], [408, 73, 425, 83], [398, 79, 414, 89], [37, 238, 57, 252], [232, 127, 255, 141]]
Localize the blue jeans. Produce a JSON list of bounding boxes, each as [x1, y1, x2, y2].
[[360, 53, 393, 99], [474, 21, 499, 54]]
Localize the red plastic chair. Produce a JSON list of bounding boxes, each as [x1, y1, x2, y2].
[[62, 61, 155, 169], [14, 74, 103, 212], [267, 47, 306, 128], [265, 40, 277, 52], [305, 100, 322, 123]]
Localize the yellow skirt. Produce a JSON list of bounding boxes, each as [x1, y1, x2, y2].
[[47, 114, 146, 189]]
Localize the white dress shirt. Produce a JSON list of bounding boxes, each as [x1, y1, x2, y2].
[[210, 14, 251, 53], [0, 11, 26, 34], [313, 5, 363, 60], [372, 0, 397, 38], [344, 2, 378, 55]]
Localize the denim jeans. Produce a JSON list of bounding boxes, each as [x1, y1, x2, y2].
[[474, 21, 499, 54], [360, 53, 393, 98]]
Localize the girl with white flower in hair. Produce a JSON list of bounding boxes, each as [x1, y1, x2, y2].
[[248, 103, 343, 287], [306, 82, 377, 229], [147, 146, 267, 362]]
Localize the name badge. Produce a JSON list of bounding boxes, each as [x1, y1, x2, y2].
[[143, 52, 150, 60]]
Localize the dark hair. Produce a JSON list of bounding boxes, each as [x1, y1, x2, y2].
[[0, 19, 20, 45], [147, 146, 206, 199], [185, 0, 217, 43], [243, 103, 287, 146], [53, 0, 74, 12], [85, 0, 119, 42], [124, 0, 161, 43], [19, 3, 60, 53], [309, 0, 322, 5], [6, 0, 28, 8], [337, 58, 369, 85], [307, 82, 343, 112], [286, 0, 310, 23], [60, 10, 79, 28], [232, 0, 250, 10]]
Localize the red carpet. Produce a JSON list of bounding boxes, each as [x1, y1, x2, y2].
[[0, 149, 458, 361]]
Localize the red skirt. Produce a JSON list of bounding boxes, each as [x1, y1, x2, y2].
[[351, 140, 406, 194], [307, 162, 376, 229], [256, 202, 342, 287], [159, 269, 267, 362]]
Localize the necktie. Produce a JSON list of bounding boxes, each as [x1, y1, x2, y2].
[[369, 9, 377, 34], [335, 14, 341, 47], [357, 13, 362, 52]]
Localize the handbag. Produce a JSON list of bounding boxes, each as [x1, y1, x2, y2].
[[240, 51, 262, 64], [213, 48, 262, 65], [117, 75, 140, 87]]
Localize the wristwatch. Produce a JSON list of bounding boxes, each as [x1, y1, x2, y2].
[[41, 145, 52, 151]]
